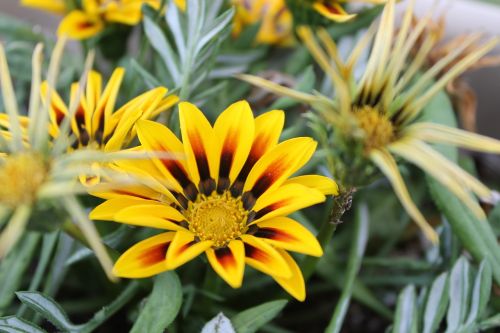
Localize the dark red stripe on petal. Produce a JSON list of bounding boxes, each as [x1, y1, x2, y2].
[[323, 2, 341, 14], [231, 134, 272, 197], [138, 242, 170, 266], [189, 132, 215, 195], [255, 227, 298, 243], [217, 135, 237, 193], [242, 160, 286, 210], [114, 190, 152, 201], [53, 105, 66, 126], [215, 247, 236, 269], [244, 243, 271, 263], [253, 199, 290, 220], [174, 240, 197, 256]]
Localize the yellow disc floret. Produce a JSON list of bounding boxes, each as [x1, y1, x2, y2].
[[0, 152, 47, 208], [187, 191, 248, 248], [353, 106, 395, 152]]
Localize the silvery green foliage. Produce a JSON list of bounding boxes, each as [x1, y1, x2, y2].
[[390, 257, 499, 333], [201, 313, 235, 333], [140, 0, 260, 102]]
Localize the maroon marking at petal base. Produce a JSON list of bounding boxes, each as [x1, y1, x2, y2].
[[215, 247, 237, 269], [138, 242, 170, 266], [175, 240, 196, 256], [244, 243, 271, 263], [255, 227, 298, 243], [254, 198, 290, 220]]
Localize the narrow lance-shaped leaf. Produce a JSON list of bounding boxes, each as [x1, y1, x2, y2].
[[392, 285, 418, 333], [446, 257, 471, 332], [231, 300, 288, 333], [423, 273, 449, 333]]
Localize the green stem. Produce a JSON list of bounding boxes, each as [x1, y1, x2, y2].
[[301, 189, 355, 280], [324, 203, 369, 333]]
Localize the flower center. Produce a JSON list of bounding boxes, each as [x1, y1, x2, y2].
[[0, 153, 47, 208], [186, 191, 248, 248], [354, 106, 395, 152]]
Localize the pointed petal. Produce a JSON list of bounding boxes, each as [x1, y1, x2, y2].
[[93, 68, 125, 138], [213, 101, 255, 192], [136, 120, 197, 200], [231, 110, 284, 195], [252, 184, 325, 223], [113, 232, 174, 278], [313, 2, 356, 22], [370, 149, 438, 243], [242, 138, 317, 209], [179, 102, 218, 195], [166, 230, 213, 269], [271, 249, 306, 302], [283, 175, 339, 195], [90, 197, 159, 220], [240, 234, 292, 279], [206, 240, 245, 288], [58, 11, 104, 40], [255, 217, 323, 256], [113, 204, 186, 231]]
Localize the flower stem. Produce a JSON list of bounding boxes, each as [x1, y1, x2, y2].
[[301, 188, 355, 281]]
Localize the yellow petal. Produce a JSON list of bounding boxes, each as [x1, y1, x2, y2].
[[21, 0, 66, 14], [271, 249, 306, 302], [58, 11, 104, 40], [283, 175, 339, 195], [206, 240, 245, 288], [242, 137, 317, 208], [90, 197, 157, 220], [179, 102, 218, 195], [240, 234, 292, 279], [112, 204, 186, 231], [313, 2, 355, 23], [166, 230, 213, 269], [113, 232, 174, 278], [97, 68, 125, 138], [255, 217, 323, 257], [252, 184, 325, 223], [213, 100, 255, 192]]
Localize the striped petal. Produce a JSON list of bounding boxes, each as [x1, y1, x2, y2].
[[213, 101, 255, 192], [254, 217, 323, 256], [166, 230, 213, 269], [240, 234, 292, 279], [57, 11, 104, 40], [113, 205, 186, 231], [283, 175, 339, 195], [271, 249, 306, 302], [206, 240, 245, 288], [242, 137, 317, 209], [313, 1, 356, 22], [179, 102, 218, 195], [90, 185, 165, 201], [136, 120, 197, 200], [231, 110, 284, 195], [113, 232, 174, 278], [251, 184, 325, 223]]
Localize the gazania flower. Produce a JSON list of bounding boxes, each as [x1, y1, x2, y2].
[[239, 0, 500, 243], [90, 101, 338, 300], [21, 0, 185, 39], [232, 0, 294, 46], [0, 39, 115, 279]]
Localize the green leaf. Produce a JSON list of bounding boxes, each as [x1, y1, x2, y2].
[[201, 313, 235, 333], [465, 260, 492, 325], [130, 271, 183, 333], [423, 90, 500, 284], [479, 313, 500, 331], [15, 291, 80, 332], [0, 316, 47, 333], [231, 300, 288, 333], [325, 203, 369, 333], [446, 257, 471, 332], [0, 233, 40, 316], [130, 59, 164, 90], [392, 285, 418, 333], [422, 273, 449, 333]]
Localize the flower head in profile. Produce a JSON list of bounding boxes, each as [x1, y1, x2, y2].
[[90, 101, 338, 301], [311, 0, 387, 22], [0, 39, 115, 279], [239, 0, 500, 243], [21, 0, 185, 39]]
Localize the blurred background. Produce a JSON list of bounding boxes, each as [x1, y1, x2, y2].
[[0, 0, 499, 139]]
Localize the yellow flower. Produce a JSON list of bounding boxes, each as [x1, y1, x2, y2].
[[232, 0, 294, 46], [21, 0, 179, 39], [312, 0, 387, 22], [238, 0, 500, 243], [90, 100, 338, 301], [0, 39, 115, 279]]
